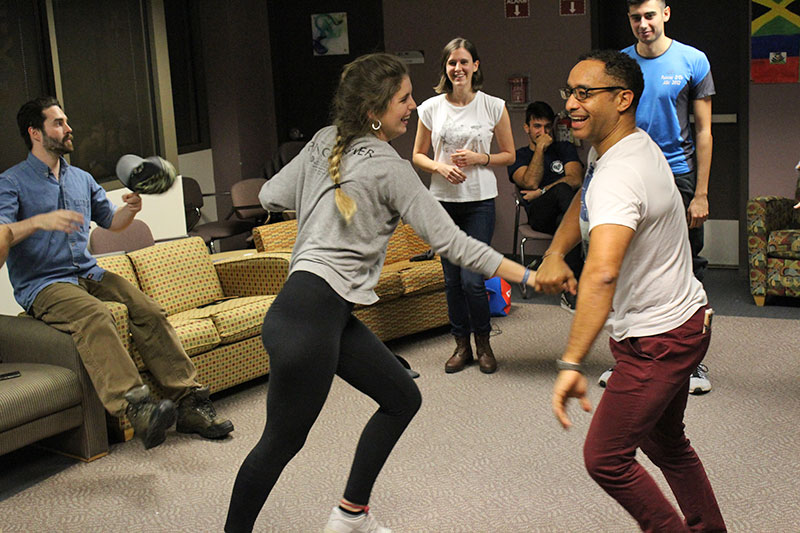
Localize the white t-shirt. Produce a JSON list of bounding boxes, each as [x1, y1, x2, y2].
[[580, 129, 707, 341], [417, 91, 505, 202]]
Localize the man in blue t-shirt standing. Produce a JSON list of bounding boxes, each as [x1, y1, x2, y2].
[[599, 0, 715, 394], [508, 101, 583, 278]]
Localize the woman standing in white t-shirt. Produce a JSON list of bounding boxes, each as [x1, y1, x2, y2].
[[413, 37, 514, 374]]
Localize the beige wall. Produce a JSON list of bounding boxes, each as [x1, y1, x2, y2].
[[382, 0, 592, 254], [749, 82, 800, 198]]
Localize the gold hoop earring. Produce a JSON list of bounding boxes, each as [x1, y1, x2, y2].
[[371, 119, 382, 131]]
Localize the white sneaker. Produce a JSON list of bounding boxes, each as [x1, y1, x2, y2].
[[560, 291, 577, 314], [324, 506, 391, 533], [689, 364, 712, 395], [597, 367, 613, 388]]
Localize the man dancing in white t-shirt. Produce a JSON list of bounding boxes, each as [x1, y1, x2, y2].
[[535, 50, 726, 532]]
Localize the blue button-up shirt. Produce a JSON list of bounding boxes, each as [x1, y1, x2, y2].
[[0, 152, 117, 311]]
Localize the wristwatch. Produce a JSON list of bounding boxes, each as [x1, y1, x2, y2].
[[556, 359, 585, 374], [540, 186, 548, 195]]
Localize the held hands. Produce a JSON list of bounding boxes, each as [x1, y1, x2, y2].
[[687, 194, 709, 228], [37, 210, 84, 234], [534, 253, 577, 295], [450, 148, 483, 169], [436, 163, 467, 184], [552, 370, 592, 429], [122, 192, 143, 214]]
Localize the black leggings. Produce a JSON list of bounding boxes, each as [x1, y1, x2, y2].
[[225, 271, 422, 532]]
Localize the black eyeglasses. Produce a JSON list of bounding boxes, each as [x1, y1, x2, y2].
[[559, 86, 626, 101]]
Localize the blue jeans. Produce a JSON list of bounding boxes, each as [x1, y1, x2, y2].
[[439, 199, 495, 338]]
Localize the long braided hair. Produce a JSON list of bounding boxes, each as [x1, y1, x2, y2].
[[328, 53, 409, 223]]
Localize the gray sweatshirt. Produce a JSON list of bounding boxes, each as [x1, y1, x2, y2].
[[259, 126, 503, 305]]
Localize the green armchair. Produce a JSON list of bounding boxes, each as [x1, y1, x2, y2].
[[746, 174, 800, 306]]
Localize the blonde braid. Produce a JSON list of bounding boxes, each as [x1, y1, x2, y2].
[[328, 134, 357, 224]]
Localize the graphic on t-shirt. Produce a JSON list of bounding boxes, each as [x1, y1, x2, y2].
[[579, 162, 596, 256], [439, 117, 488, 158]]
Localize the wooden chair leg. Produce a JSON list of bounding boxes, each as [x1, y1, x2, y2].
[[752, 295, 766, 306]]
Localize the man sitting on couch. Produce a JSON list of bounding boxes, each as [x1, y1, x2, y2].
[[0, 225, 10, 267], [0, 97, 233, 449]]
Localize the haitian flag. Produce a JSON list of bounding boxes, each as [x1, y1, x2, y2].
[[751, 0, 800, 83]]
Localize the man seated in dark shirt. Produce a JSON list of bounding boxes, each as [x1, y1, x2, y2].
[[508, 101, 584, 282]]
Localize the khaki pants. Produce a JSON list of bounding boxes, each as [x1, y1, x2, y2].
[[30, 271, 198, 416]]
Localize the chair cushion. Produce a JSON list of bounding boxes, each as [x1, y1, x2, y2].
[[766, 258, 800, 297], [0, 363, 81, 432], [128, 237, 224, 315], [170, 295, 275, 345], [768, 229, 800, 259], [96, 254, 139, 288]]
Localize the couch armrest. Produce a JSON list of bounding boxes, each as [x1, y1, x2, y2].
[[0, 315, 82, 369], [0, 315, 108, 460], [214, 252, 291, 297], [251, 219, 298, 253]]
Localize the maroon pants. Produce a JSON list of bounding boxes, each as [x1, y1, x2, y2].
[[584, 306, 726, 532]]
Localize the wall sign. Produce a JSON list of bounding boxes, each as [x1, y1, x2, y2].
[[560, 0, 585, 16], [505, 0, 529, 19]]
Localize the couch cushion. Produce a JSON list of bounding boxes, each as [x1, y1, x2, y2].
[[103, 301, 131, 354], [127, 237, 224, 315], [384, 222, 430, 265], [768, 229, 800, 259], [0, 363, 81, 432], [166, 317, 221, 358], [96, 254, 139, 288], [384, 258, 445, 295], [129, 317, 221, 369], [170, 295, 275, 345]]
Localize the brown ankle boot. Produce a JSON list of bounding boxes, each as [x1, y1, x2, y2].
[[445, 335, 473, 373], [474, 333, 497, 374]]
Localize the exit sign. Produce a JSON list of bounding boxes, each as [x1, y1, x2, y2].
[[506, 0, 529, 19], [560, 0, 585, 16]]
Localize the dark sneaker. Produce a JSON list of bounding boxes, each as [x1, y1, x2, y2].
[[124, 385, 177, 450], [177, 386, 234, 439], [560, 291, 577, 313], [689, 364, 712, 395]]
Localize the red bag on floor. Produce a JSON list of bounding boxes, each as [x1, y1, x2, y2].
[[485, 277, 511, 317]]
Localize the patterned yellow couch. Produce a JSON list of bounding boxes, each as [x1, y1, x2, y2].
[[747, 174, 800, 305], [251, 220, 449, 341], [95, 236, 288, 439]]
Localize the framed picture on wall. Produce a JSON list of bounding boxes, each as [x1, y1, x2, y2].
[[311, 12, 349, 56]]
